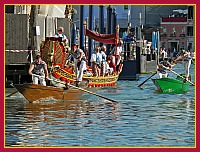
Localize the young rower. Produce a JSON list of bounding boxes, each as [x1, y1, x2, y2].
[[157, 58, 172, 78]]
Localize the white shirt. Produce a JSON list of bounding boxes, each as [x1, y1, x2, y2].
[[90, 52, 102, 64], [105, 62, 113, 73], [72, 48, 86, 60], [114, 46, 122, 55], [100, 51, 107, 62], [55, 33, 68, 43]]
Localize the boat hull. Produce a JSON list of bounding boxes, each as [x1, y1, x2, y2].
[[152, 78, 190, 93], [14, 83, 84, 102], [51, 66, 119, 88]]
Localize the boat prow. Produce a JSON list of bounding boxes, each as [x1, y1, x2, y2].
[[14, 83, 84, 103]]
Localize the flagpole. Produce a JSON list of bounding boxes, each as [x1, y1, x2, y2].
[[83, 20, 87, 54]]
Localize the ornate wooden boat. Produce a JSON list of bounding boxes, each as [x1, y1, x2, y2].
[[50, 65, 119, 88], [40, 35, 121, 88], [152, 76, 190, 93], [14, 83, 84, 103]]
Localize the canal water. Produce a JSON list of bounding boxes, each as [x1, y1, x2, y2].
[[5, 63, 195, 147]]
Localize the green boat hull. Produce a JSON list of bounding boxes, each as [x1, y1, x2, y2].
[[152, 77, 190, 94]]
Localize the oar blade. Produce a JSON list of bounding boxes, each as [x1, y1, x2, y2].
[[6, 90, 18, 97], [137, 72, 157, 88]]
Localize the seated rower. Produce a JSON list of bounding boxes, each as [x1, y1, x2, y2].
[[157, 58, 172, 78]]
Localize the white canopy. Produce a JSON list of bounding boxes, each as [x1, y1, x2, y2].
[[39, 5, 66, 17]]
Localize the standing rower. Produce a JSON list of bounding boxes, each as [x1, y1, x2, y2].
[[28, 55, 49, 86], [174, 49, 192, 81]]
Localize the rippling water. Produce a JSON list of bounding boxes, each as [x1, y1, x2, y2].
[[5, 64, 195, 147]]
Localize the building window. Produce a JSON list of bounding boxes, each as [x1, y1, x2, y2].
[[181, 42, 185, 49], [162, 42, 166, 48], [124, 5, 128, 10], [188, 6, 193, 20], [188, 43, 192, 51], [5, 5, 15, 13], [182, 27, 186, 33], [163, 27, 167, 34], [187, 26, 193, 36], [172, 27, 176, 36]]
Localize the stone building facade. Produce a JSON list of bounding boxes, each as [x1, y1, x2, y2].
[[159, 6, 194, 53]]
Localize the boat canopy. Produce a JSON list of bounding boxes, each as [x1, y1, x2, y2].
[[85, 28, 118, 44]]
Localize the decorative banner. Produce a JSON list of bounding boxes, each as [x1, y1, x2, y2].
[[152, 31, 159, 50], [152, 32, 156, 49], [85, 28, 118, 44], [156, 31, 160, 51]]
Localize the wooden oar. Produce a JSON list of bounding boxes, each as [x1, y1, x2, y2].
[[32, 74, 45, 79], [49, 78, 118, 103], [137, 72, 157, 87], [6, 83, 18, 97], [32, 74, 118, 103], [6, 90, 18, 97], [168, 69, 195, 86]]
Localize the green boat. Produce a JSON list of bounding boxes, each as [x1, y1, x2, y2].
[[152, 76, 190, 94]]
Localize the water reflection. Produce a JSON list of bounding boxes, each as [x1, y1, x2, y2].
[[5, 98, 121, 146]]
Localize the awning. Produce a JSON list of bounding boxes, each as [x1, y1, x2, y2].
[[85, 29, 118, 44]]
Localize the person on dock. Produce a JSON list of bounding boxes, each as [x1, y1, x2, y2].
[[157, 58, 172, 78], [71, 43, 87, 86], [28, 54, 49, 86], [174, 49, 192, 81], [55, 27, 70, 52], [55, 27, 68, 44]]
